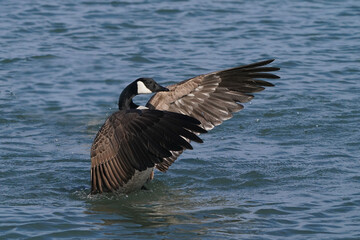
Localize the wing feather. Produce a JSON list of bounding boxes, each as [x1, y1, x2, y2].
[[90, 109, 206, 194], [147, 59, 280, 172]]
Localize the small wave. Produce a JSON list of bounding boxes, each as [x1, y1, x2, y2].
[[1, 54, 57, 64], [125, 55, 153, 63], [255, 208, 290, 215], [0, 58, 22, 64], [156, 9, 181, 14], [30, 54, 57, 60]]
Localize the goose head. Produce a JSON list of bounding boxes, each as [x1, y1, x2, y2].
[[135, 78, 169, 94], [118, 78, 168, 110]]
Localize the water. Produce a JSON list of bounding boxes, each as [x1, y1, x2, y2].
[[1, 0, 359, 239]]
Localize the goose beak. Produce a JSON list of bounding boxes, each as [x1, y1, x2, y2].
[[155, 84, 169, 92]]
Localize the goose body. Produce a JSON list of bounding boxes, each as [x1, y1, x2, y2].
[[91, 59, 280, 194]]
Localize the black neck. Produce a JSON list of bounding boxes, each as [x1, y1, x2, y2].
[[118, 82, 138, 110]]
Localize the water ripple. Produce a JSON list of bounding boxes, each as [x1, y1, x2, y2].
[[1, 0, 360, 239]]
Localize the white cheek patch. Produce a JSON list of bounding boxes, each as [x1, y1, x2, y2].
[[137, 81, 152, 94]]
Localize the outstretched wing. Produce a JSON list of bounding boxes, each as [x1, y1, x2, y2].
[[90, 109, 206, 194], [147, 59, 280, 172]]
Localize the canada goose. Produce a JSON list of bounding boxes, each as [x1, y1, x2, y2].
[[91, 59, 280, 194]]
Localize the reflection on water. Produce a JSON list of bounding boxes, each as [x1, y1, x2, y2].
[[82, 183, 284, 239], [82, 182, 219, 238]]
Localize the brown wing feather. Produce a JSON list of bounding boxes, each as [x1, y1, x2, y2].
[[90, 109, 206, 194], [147, 59, 280, 172]]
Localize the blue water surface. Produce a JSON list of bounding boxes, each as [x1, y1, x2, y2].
[[1, 0, 359, 239]]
